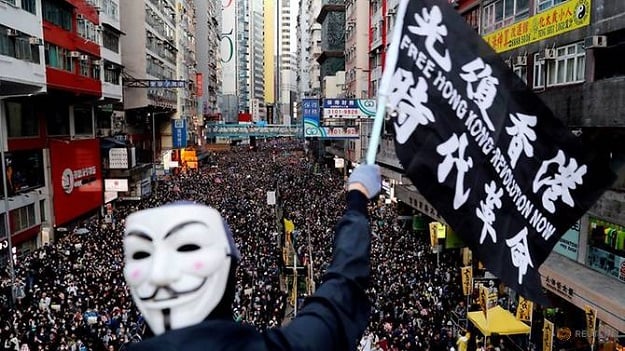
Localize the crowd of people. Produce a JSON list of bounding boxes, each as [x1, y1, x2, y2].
[[1, 140, 470, 351]]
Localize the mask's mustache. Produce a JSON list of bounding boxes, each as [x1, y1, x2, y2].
[[139, 278, 207, 301], [140, 286, 179, 301]]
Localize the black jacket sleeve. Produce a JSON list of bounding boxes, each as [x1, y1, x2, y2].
[[265, 190, 371, 351]]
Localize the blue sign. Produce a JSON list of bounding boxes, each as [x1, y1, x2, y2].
[[302, 99, 321, 126], [172, 119, 187, 148]]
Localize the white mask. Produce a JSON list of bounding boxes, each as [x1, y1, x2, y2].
[[123, 204, 235, 335]]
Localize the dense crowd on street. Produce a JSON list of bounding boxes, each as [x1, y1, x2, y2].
[[1, 140, 469, 351]]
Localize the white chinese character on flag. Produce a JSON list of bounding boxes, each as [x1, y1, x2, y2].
[[390, 68, 435, 144], [408, 5, 451, 72], [532, 150, 587, 213], [436, 133, 473, 209], [460, 58, 499, 131]]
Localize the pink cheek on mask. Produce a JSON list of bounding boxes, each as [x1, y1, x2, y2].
[[130, 269, 142, 280], [193, 261, 204, 271]]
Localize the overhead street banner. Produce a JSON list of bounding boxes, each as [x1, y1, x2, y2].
[[483, 0, 591, 53]]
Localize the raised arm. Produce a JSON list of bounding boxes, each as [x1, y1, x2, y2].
[[266, 165, 381, 351]]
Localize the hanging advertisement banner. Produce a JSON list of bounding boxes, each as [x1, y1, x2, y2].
[[49, 139, 103, 226], [461, 266, 472, 296], [516, 295, 533, 322], [544, 319, 554, 351]]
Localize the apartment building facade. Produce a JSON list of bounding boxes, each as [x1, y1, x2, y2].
[[1, 0, 112, 258], [194, 0, 221, 124]]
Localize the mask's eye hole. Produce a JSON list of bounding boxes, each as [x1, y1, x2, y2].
[[178, 244, 200, 252], [132, 251, 150, 260]]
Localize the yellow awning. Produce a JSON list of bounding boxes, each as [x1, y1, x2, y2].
[[468, 306, 531, 336]]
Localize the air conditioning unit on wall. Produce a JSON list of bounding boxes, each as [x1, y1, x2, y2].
[[514, 55, 527, 66], [543, 48, 557, 60], [585, 35, 607, 49]]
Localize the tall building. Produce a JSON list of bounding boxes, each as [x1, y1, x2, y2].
[[120, 0, 178, 164], [175, 0, 198, 145], [219, 0, 237, 123], [303, 0, 322, 98], [368, 0, 390, 101], [316, 0, 345, 95], [98, 0, 123, 106], [249, 0, 265, 122], [194, 0, 221, 123], [236, 0, 250, 116], [276, 0, 299, 125], [344, 0, 369, 100], [0, 0, 48, 259]]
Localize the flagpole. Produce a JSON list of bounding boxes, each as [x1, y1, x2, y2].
[[365, 95, 387, 165], [365, 1, 406, 165]]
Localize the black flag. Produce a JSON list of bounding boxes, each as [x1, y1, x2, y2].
[[383, 0, 615, 304]]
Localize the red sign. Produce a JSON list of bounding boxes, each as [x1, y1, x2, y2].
[[49, 139, 103, 226], [196, 73, 203, 97], [238, 112, 252, 123]]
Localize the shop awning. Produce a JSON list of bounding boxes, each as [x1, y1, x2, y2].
[[467, 306, 531, 336]]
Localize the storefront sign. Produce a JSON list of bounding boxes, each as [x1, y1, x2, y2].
[[483, 0, 592, 53], [109, 148, 129, 169], [172, 119, 188, 148], [322, 99, 376, 119], [50, 139, 103, 226], [104, 191, 118, 203], [543, 274, 574, 299], [553, 221, 580, 260], [104, 179, 129, 192]]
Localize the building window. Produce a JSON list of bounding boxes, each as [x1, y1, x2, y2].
[[92, 63, 100, 80], [79, 60, 90, 76], [103, 30, 119, 53], [9, 204, 37, 233], [482, 0, 529, 34], [533, 43, 584, 88], [587, 217, 625, 283], [77, 18, 98, 42], [0, 214, 5, 238], [533, 53, 544, 88], [39, 200, 46, 223], [21, 0, 37, 14], [5, 101, 39, 138], [47, 105, 70, 136], [0, 27, 41, 63], [536, 0, 568, 12], [463, 7, 480, 31], [42, 0, 73, 31], [513, 65, 527, 84], [4, 150, 45, 196], [44, 43, 73, 72], [74, 105, 93, 135], [104, 66, 121, 84]]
